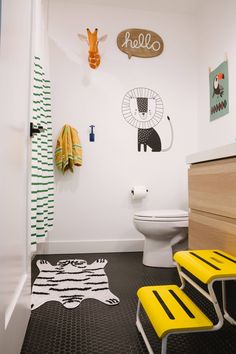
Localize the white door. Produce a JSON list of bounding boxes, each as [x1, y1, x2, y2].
[[0, 0, 32, 353]]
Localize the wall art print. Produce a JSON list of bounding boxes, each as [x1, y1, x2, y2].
[[0, 0, 2, 45], [122, 87, 173, 152], [209, 60, 229, 121]]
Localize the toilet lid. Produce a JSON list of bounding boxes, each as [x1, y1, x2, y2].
[[134, 209, 188, 221]]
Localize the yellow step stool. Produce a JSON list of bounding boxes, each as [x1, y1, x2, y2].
[[174, 249, 236, 284], [136, 285, 213, 354], [174, 249, 236, 327], [136, 250, 236, 354]]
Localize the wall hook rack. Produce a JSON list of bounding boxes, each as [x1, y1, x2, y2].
[[89, 125, 95, 142], [30, 122, 44, 137]]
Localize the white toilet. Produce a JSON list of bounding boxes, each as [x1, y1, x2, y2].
[[133, 209, 188, 267]]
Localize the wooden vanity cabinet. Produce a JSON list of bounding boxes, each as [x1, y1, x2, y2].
[[188, 156, 236, 256]]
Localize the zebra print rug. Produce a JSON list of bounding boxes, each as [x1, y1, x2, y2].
[[31, 258, 120, 310]]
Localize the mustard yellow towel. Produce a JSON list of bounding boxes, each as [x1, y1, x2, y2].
[[55, 124, 82, 173]]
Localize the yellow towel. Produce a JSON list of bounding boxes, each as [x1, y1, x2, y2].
[[55, 124, 82, 173]]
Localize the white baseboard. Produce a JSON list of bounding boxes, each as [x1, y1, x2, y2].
[[37, 238, 144, 254]]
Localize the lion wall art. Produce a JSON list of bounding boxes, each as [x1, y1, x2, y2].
[[122, 87, 173, 152]]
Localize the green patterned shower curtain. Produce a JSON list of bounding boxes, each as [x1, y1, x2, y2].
[[30, 56, 54, 251]]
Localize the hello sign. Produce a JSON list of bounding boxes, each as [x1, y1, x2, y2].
[[117, 28, 164, 59]]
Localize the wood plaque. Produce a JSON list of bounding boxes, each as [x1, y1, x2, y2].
[[117, 28, 164, 59]]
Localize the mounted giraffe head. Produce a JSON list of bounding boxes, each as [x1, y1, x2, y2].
[[78, 28, 107, 69]]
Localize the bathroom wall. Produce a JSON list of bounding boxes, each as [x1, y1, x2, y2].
[[0, 0, 31, 352], [45, 0, 198, 253], [197, 0, 236, 150]]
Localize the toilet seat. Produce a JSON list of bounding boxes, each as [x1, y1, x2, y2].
[[134, 209, 188, 222]]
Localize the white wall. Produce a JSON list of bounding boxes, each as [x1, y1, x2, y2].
[[197, 0, 236, 150], [45, 0, 198, 252], [0, 0, 31, 352]]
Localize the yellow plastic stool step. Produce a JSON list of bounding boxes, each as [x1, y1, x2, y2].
[[137, 285, 213, 338], [174, 250, 236, 284]]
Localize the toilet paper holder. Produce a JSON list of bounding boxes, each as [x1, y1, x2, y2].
[[131, 188, 148, 195]]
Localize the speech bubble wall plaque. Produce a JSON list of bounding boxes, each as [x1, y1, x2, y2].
[[117, 28, 164, 59]]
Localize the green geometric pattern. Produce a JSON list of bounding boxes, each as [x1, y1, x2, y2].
[[31, 56, 54, 251]]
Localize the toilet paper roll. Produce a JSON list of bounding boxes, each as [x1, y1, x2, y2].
[[131, 186, 148, 200]]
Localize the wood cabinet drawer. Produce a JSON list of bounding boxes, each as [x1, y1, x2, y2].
[[189, 210, 236, 256], [189, 157, 236, 219]]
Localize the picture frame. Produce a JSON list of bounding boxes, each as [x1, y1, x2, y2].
[[209, 60, 229, 121]]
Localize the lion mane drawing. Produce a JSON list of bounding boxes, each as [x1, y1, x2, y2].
[[122, 88, 173, 152]]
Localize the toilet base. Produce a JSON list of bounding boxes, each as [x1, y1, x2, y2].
[[142, 237, 183, 268]]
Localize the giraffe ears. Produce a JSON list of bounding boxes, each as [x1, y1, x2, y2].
[[98, 34, 107, 42], [78, 32, 107, 43], [78, 33, 88, 43]]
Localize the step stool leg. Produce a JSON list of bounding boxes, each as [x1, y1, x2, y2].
[[161, 336, 168, 354], [222, 280, 236, 325], [136, 300, 155, 354]]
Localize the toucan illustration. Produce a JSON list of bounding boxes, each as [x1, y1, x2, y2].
[[213, 72, 224, 97]]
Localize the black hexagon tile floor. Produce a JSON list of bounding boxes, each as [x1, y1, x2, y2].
[[21, 252, 236, 354]]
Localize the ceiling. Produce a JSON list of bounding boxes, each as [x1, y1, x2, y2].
[[76, 0, 204, 14]]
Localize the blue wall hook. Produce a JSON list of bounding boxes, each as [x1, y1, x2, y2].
[[89, 125, 95, 142]]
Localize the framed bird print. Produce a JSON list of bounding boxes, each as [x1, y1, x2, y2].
[[0, 0, 2, 43], [209, 60, 229, 121]]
